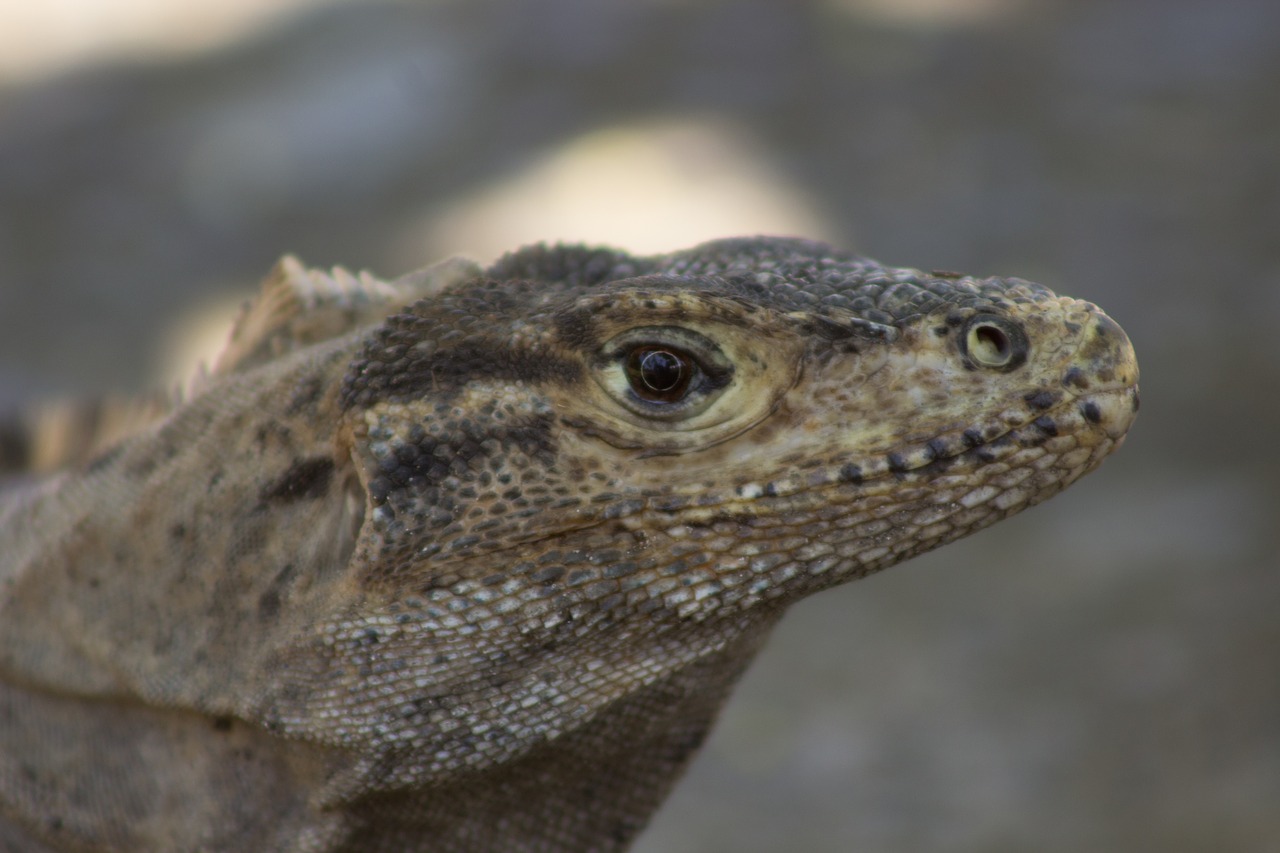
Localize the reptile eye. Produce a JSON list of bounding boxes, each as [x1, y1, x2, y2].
[[961, 314, 1028, 371], [625, 346, 694, 402], [598, 326, 734, 422]]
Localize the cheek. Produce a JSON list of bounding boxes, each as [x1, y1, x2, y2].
[[797, 345, 994, 453], [918, 362, 997, 408], [894, 357, 961, 409]]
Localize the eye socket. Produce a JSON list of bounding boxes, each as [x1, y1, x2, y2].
[[961, 315, 1028, 371], [625, 346, 695, 402], [599, 326, 734, 421]]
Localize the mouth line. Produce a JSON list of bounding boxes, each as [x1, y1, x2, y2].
[[722, 384, 1136, 505]]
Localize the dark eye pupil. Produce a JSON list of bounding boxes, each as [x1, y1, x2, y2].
[[626, 347, 693, 401], [639, 350, 682, 391]]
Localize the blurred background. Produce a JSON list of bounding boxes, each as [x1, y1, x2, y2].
[[1, 0, 1276, 850]]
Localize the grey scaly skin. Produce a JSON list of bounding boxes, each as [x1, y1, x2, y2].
[[0, 237, 1139, 851]]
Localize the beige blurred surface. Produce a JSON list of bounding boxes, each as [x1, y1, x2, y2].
[[1, 1, 1276, 850], [0, 0, 328, 82]]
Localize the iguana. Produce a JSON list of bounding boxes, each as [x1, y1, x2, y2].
[[0, 237, 1139, 851]]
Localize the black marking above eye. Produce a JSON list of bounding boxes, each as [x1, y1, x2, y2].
[[626, 346, 694, 402]]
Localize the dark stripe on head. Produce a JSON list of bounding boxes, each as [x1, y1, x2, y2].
[[260, 457, 335, 504], [340, 310, 581, 411]]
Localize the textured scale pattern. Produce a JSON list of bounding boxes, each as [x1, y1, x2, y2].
[[0, 237, 1139, 851]]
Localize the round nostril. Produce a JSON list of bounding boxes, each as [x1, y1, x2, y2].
[[961, 315, 1028, 371], [971, 324, 1010, 365]]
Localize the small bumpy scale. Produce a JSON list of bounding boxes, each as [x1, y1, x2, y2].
[[0, 237, 1139, 852]]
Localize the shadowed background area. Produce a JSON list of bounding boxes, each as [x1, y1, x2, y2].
[[1, 1, 1276, 850]]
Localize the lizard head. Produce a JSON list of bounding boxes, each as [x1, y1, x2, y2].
[[302, 237, 1137, 779], [339, 237, 1138, 594]]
